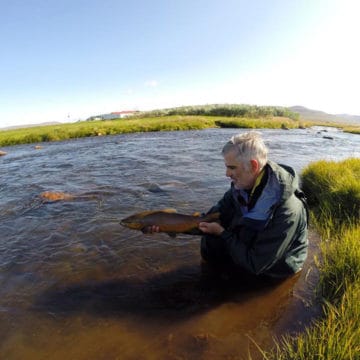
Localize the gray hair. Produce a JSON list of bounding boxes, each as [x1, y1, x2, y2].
[[222, 131, 268, 170]]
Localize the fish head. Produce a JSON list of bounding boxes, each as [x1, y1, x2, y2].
[[120, 214, 145, 230]]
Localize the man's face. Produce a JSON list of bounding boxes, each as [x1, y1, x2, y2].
[[223, 150, 257, 190]]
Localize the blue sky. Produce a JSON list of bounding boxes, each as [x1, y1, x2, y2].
[[1, 0, 359, 127]]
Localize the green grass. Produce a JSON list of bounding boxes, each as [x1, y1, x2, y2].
[[343, 126, 360, 135], [0, 115, 306, 147], [1, 102, 359, 147], [262, 158, 360, 360], [1, 103, 359, 147], [266, 283, 360, 360], [0, 116, 214, 146], [301, 158, 360, 233], [214, 116, 308, 130], [318, 225, 360, 303]]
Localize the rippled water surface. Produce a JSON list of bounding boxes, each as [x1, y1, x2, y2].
[[0, 127, 359, 359]]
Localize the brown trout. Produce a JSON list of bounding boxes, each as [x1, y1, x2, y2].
[[120, 209, 220, 236], [40, 191, 75, 202], [40, 191, 98, 202]]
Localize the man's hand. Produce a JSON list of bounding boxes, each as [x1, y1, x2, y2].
[[141, 225, 160, 234], [198, 222, 224, 236]]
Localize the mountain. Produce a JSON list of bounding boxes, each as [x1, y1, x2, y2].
[[289, 106, 360, 124]]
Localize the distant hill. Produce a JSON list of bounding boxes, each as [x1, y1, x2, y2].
[[1, 121, 62, 130], [289, 106, 360, 124]]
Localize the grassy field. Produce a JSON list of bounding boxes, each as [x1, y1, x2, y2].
[[1, 103, 359, 147], [1, 117, 359, 149], [263, 158, 360, 360], [0, 115, 308, 147], [1, 102, 359, 147]]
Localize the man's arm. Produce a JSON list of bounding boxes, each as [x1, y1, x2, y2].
[[222, 198, 306, 275]]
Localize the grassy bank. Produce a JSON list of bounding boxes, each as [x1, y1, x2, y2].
[[264, 158, 360, 359], [0, 115, 305, 147], [1, 102, 359, 147], [342, 126, 360, 135], [0, 116, 214, 146]]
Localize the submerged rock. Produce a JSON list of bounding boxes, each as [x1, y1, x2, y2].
[[0, 151, 7, 156]]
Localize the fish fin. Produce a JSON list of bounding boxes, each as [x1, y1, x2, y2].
[[131, 208, 177, 218], [161, 208, 178, 213], [192, 211, 201, 217], [167, 232, 177, 238], [141, 226, 151, 234]]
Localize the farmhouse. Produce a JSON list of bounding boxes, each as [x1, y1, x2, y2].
[[87, 110, 139, 121]]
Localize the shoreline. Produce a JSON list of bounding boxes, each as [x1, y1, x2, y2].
[[1, 115, 359, 148]]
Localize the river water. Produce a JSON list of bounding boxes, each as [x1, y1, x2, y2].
[[0, 127, 359, 359]]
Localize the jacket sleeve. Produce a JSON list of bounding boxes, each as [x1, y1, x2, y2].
[[220, 196, 304, 275], [206, 189, 236, 229]]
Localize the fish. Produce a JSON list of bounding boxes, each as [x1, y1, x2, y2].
[[120, 209, 220, 236], [40, 191, 75, 202], [39, 191, 98, 202]]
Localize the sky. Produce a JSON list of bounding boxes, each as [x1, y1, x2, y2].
[[1, 0, 360, 128]]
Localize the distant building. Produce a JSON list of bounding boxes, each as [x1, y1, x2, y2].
[[87, 110, 139, 121]]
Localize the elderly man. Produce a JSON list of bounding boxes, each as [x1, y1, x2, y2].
[[199, 131, 308, 278]]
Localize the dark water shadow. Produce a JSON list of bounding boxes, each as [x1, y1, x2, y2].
[[33, 264, 292, 323]]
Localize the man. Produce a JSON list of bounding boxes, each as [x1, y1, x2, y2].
[[198, 131, 308, 278]]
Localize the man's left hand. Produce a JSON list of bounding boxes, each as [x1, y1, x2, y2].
[[198, 222, 224, 236]]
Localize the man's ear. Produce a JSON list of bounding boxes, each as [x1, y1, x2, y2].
[[250, 159, 260, 173]]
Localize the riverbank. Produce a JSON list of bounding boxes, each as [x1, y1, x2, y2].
[[0, 115, 303, 147], [1, 114, 359, 148], [265, 158, 360, 359]]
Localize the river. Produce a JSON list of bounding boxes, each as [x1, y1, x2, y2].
[[0, 127, 359, 359]]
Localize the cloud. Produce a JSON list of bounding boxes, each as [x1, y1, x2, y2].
[[144, 80, 159, 88]]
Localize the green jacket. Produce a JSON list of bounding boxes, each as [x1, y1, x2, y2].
[[208, 161, 309, 277]]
